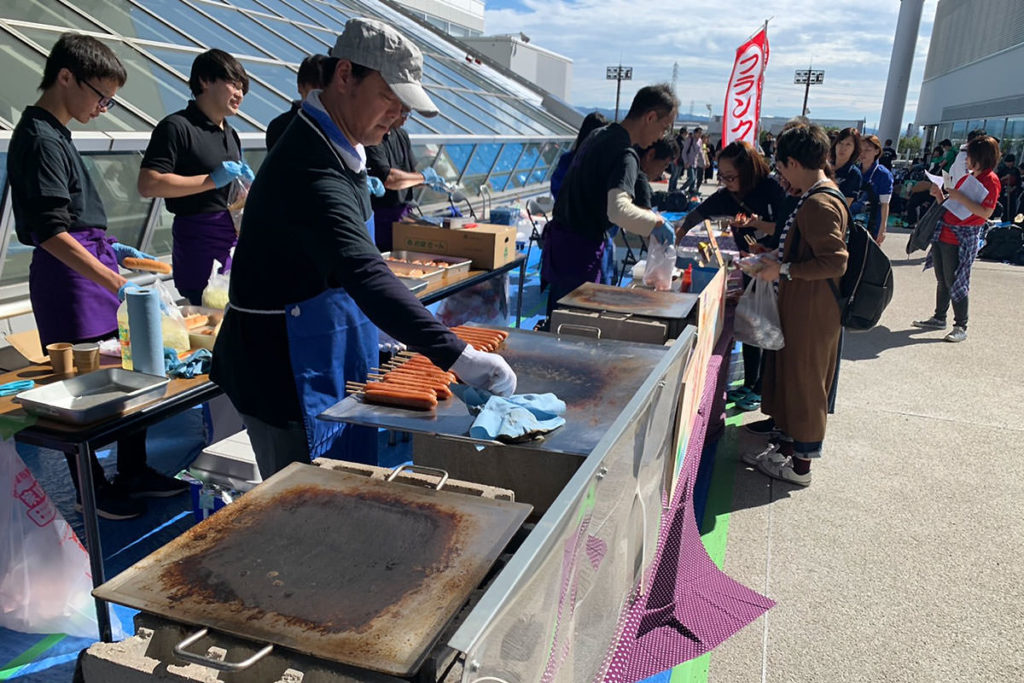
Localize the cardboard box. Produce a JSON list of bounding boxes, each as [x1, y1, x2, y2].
[[392, 222, 517, 270]]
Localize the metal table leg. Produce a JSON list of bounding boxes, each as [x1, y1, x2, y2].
[[515, 258, 526, 328], [75, 442, 111, 642]]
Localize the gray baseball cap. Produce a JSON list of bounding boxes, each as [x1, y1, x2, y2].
[[330, 17, 439, 117]]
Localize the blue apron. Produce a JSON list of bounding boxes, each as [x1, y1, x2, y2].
[[284, 214, 378, 463]]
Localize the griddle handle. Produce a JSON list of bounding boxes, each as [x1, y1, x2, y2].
[[387, 463, 450, 490], [173, 627, 274, 672], [555, 323, 601, 339]]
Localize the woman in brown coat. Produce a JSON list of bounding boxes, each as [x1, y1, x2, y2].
[[749, 124, 848, 486]]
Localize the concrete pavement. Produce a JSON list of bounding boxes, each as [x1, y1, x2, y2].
[[706, 229, 1024, 681]]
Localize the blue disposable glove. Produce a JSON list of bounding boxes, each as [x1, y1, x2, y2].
[[366, 174, 386, 197], [117, 281, 141, 302], [238, 161, 255, 184], [421, 167, 447, 192], [110, 242, 156, 267], [651, 222, 676, 245], [210, 160, 244, 189]]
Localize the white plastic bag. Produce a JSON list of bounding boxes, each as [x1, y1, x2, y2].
[[643, 239, 675, 291], [0, 440, 121, 638], [153, 280, 189, 353], [227, 177, 250, 234], [201, 259, 230, 310], [733, 278, 785, 350]]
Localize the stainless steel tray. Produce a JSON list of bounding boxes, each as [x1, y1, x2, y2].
[[397, 276, 428, 293], [384, 259, 445, 283], [386, 250, 472, 281], [15, 368, 170, 425]]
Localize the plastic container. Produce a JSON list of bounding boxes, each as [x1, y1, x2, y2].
[[680, 264, 693, 293], [117, 299, 132, 371]]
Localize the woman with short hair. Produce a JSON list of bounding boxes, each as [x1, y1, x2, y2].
[[913, 135, 1002, 343]]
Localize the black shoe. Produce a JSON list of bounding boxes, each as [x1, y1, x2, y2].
[[744, 417, 780, 438], [113, 466, 188, 499], [75, 488, 147, 521]]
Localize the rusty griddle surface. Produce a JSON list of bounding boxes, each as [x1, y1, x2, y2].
[[557, 282, 698, 319], [320, 328, 668, 455], [93, 463, 532, 677]]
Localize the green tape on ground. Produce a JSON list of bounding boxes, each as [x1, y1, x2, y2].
[[0, 634, 65, 680], [669, 404, 746, 683]]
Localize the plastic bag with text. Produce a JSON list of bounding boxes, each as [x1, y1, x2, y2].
[[733, 278, 785, 350], [0, 440, 122, 638]]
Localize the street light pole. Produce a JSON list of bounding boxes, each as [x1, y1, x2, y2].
[[793, 67, 824, 118], [606, 65, 633, 122]]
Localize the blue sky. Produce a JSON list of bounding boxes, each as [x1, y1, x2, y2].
[[484, 0, 939, 131]]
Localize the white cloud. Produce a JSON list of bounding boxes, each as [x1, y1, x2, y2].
[[485, 0, 939, 130]]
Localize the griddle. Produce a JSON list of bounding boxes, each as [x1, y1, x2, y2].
[[93, 463, 532, 677], [556, 282, 698, 320], [321, 328, 668, 456]]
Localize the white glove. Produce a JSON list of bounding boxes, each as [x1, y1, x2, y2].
[[451, 345, 517, 397]]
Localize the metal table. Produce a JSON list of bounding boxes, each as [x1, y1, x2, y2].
[[321, 328, 668, 456], [416, 254, 528, 327], [0, 360, 221, 642]]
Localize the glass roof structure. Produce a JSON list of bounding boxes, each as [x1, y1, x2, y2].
[[0, 0, 575, 296]]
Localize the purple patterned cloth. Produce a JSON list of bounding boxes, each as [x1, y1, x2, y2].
[[604, 330, 774, 682], [924, 220, 982, 302]]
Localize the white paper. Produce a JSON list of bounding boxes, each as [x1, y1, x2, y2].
[[924, 170, 943, 189], [942, 171, 954, 190], [942, 173, 989, 221]]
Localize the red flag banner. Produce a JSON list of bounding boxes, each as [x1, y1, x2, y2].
[[722, 28, 770, 148]]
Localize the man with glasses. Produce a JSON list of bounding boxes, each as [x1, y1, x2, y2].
[[540, 83, 680, 320], [7, 33, 186, 520], [365, 107, 448, 251], [138, 49, 254, 305]]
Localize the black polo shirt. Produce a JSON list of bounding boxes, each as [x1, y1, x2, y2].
[[265, 100, 300, 151], [365, 126, 415, 209], [140, 101, 241, 216], [693, 175, 788, 248], [211, 110, 465, 426], [553, 123, 639, 241], [634, 171, 653, 210], [7, 106, 107, 246]]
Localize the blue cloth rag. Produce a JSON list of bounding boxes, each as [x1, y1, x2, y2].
[[453, 385, 567, 443], [164, 348, 212, 379]]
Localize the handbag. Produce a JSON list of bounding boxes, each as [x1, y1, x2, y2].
[[906, 200, 944, 255]]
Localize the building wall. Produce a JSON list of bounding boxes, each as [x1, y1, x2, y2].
[[463, 37, 573, 101], [915, 0, 1024, 158], [392, 0, 485, 36]]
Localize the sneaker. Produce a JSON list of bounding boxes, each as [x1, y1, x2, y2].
[[912, 316, 946, 329], [113, 466, 188, 499], [757, 457, 812, 487], [741, 442, 788, 467], [944, 326, 967, 343], [736, 392, 761, 412], [727, 386, 751, 402], [75, 488, 147, 521]]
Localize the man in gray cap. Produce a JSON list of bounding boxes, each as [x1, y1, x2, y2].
[[212, 18, 517, 478]]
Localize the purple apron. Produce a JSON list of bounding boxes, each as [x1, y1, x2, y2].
[[29, 228, 120, 347], [171, 210, 237, 293], [540, 219, 606, 311], [372, 203, 412, 252]]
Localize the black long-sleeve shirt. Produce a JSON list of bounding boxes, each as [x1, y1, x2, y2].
[[211, 110, 464, 426]]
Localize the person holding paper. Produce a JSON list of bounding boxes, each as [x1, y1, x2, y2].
[[913, 135, 1001, 343]]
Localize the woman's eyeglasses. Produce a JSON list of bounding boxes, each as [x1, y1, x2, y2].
[[718, 173, 739, 183], [77, 77, 117, 110]]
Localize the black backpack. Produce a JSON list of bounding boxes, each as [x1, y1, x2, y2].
[[790, 187, 894, 330], [977, 225, 1024, 262]]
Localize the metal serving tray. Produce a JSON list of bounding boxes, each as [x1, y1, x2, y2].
[[15, 368, 170, 425], [387, 250, 472, 281], [397, 276, 428, 293], [384, 259, 445, 283]]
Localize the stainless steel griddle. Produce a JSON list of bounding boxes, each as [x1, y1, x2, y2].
[[320, 328, 668, 456]]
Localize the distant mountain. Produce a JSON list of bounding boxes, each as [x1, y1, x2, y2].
[[575, 106, 711, 124]]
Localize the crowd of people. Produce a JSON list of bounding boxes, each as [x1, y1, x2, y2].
[[550, 90, 1006, 487]]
